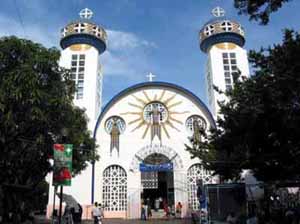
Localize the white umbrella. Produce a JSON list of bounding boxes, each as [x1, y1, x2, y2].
[[56, 193, 80, 212]]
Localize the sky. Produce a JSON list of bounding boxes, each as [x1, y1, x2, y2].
[[1, 0, 300, 106]]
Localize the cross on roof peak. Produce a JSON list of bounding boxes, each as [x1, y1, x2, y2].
[[146, 72, 156, 82], [79, 8, 93, 20], [212, 6, 225, 17]]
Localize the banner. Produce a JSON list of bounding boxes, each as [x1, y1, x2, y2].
[[53, 144, 73, 186], [139, 162, 173, 172]]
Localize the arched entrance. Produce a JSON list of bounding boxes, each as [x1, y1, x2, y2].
[[141, 153, 174, 217], [127, 144, 184, 219]]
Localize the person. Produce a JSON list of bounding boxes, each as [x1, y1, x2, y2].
[[144, 202, 148, 219], [167, 205, 171, 218], [163, 201, 170, 218], [176, 202, 182, 219], [155, 198, 160, 211], [226, 212, 237, 224], [141, 203, 146, 220], [98, 203, 104, 224], [63, 205, 73, 224], [92, 202, 100, 224], [147, 202, 152, 218]]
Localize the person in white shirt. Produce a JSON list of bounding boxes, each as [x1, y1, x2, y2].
[[92, 202, 100, 224]]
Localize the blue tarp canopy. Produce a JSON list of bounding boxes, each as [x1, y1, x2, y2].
[[139, 162, 173, 172]]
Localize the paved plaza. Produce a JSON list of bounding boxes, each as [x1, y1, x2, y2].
[[86, 219, 193, 224], [39, 218, 220, 224], [80, 219, 225, 224], [34, 219, 225, 224]]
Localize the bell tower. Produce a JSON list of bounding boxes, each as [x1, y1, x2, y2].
[[200, 7, 250, 117], [59, 8, 107, 130], [47, 8, 108, 212]]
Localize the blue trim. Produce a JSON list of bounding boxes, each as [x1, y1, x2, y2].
[[60, 33, 106, 54], [93, 81, 216, 139], [200, 32, 245, 52], [91, 161, 95, 204]]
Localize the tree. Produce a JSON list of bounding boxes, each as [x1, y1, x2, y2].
[[0, 36, 97, 222], [234, 0, 291, 25], [186, 30, 300, 183]]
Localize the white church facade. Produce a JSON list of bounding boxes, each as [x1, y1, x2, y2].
[[47, 7, 251, 219]]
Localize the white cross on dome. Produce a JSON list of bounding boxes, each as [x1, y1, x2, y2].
[[79, 8, 93, 19], [212, 6, 225, 17], [146, 72, 156, 82]]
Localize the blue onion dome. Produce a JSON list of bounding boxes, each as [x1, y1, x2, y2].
[[199, 7, 245, 53], [60, 8, 107, 54]]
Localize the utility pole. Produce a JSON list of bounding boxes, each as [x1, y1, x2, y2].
[[58, 186, 63, 224]]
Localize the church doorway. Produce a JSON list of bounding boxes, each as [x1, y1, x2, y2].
[[140, 153, 174, 218]]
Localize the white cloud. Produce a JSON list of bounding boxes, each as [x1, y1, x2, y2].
[[101, 30, 156, 79], [101, 51, 137, 78], [107, 29, 156, 51]]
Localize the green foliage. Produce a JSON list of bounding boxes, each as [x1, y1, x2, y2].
[[187, 30, 300, 182], [0, 36, 97, 221], [234, 0, 291, 24]]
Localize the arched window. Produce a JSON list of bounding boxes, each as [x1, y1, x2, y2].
[[187, 164, 212, 210], [102, 165, 127, 211], [185, 115, 207, 135]]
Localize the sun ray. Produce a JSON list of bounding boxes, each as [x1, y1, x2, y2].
[[163, 94, 177, 106], [154, 94, 158, 101], [169, 111, 190, 115], [132, 94, 148, 106], [128, 102, 143, 109], [142, 124, 150, 139], [165, 120, 180, 132], [168, 101, 182, 109], [162, 124, 170, 139], [129, 117, 142, 125], [120, 112, 143, 116], [131, 121, 146, 132], [142, 91, 151, 102], [169, 116, 183, 125], [158, 90, 166, 101]]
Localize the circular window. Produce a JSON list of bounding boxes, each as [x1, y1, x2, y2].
[[185, 115, 207, 134], [143, 102, 168, 124], [105, 116, 126, 134]]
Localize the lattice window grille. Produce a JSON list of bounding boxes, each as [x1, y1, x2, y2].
[[102, 165, 127, 211], [141, 172, 158, 189], [187, 164, 213, 210]]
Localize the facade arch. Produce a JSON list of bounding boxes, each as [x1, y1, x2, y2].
[[187, 163, 213, 210], [102, 165, 127, 211], [129, 144, 184, 171]]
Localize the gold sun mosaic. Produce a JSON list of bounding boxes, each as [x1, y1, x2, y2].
[[120, 90, 190, 141]]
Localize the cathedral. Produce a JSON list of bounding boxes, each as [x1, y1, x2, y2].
[[47, 7, 250, 219]]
